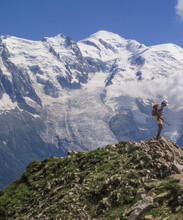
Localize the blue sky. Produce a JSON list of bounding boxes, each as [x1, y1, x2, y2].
[[0, 0, 183, 47]]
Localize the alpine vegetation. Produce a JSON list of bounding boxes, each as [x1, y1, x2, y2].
[[0, 137, 183, 219], [0, 31, 183, 188]]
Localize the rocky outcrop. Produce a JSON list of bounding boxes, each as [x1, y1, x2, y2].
[[0, 137, 183, 219]]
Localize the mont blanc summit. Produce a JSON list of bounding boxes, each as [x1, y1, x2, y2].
[[0, 31, 183, 188]]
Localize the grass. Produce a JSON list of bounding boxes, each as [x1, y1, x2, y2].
[[0, 140, 183, 219]]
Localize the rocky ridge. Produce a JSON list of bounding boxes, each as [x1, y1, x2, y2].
[[1, 137, 183, 219]]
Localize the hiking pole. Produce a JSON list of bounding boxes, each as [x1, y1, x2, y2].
[[164, 120, 171, 126]]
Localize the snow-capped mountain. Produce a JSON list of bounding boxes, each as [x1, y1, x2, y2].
[[0, 30, 183, 188]]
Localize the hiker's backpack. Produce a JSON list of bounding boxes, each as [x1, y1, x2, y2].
[[151, 104, 159, 116]]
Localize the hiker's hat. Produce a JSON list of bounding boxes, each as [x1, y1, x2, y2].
[[162, 99, 168, 106]]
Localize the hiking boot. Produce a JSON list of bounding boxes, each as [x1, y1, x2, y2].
[[156, 134, 160, 140]]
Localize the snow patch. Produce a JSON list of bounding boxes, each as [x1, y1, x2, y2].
[[0, 94, 17, 111]]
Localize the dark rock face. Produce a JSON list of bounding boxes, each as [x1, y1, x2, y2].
[[0, 58, 42, 112], [109, 113, 141, 141], [0, 109, 66, 189], [131, 55, 145, 66], [36, 76, 59, 98]]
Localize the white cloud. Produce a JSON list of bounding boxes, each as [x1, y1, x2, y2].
[[175, 0, 183, 21], [106, 71, 183, 111]]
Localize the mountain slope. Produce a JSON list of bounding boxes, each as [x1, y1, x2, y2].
[[1, 30, 183, 189], [1, 137, 183, 219], [0, 33, 101, 189]]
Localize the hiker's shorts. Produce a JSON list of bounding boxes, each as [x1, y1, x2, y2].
[[155, 116, 163, 125]]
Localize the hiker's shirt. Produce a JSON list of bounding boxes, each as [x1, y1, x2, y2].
[[157, 104, 164, 117], [154, 104, 165, 125]]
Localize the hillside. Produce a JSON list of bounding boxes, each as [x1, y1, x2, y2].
[[1, 137, 183, 219]]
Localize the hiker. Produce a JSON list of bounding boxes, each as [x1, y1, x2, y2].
[[152, 100, 168, 140]]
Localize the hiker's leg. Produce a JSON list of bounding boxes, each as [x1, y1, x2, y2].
[[158, 124, 163, 135], [156, 124, 163, 139], [155, 116, 163, 139]]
